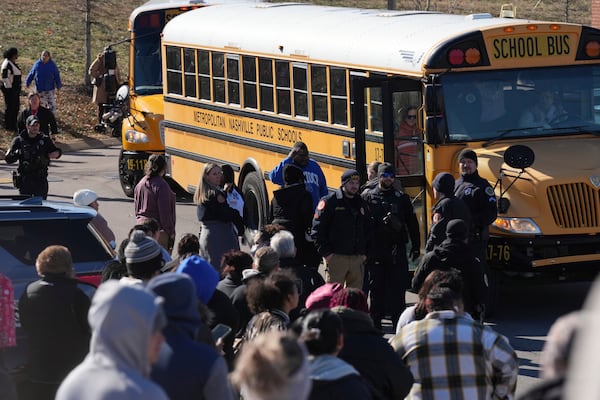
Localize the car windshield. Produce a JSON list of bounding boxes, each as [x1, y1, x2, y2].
[[440, 65, 600, 142]]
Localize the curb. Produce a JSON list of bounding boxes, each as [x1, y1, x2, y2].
[[58, 136, 121, 153]]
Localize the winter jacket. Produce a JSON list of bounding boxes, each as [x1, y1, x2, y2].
[[270, 157, 328, 210], [148, 273, 234, 400], [25, 58, 62, 92], [334, 307, 413, 400], [18, 273, 90, 383], [308, 354, 376, 400], [412, 239, 487, 315], [56, 281, 168, 400]]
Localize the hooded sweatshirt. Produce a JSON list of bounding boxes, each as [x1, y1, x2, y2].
[[56, 281, 168, 400], [148, 273, 234, 400], [308, 354, 375, 400]]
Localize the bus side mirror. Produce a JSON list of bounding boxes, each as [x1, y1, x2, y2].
[[425, 116, 446, 145], [424, 84, 443, 116]]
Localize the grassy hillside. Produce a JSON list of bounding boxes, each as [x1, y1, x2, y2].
[[0, 0, 592, 148]]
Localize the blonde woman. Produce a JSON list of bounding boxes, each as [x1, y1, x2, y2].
[[194, 163, 244, 269]]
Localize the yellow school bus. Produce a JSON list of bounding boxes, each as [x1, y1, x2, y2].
[[161, 3, 600, 284], [117, 0, 215, 197]]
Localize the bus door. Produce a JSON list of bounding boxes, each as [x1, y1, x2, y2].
[[352, 76, 427, 263]]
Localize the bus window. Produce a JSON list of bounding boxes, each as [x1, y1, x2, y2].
[[331, 67, 347, 126], [212, 52, 225, 103], [198, 50, 210, 100], [227, 55, 240, 106], [259, 58, 274, 112], [293, 63, 308, 118], [311, 65, 328, 122], [242, 56, 257, 109], [369, 86, 382, 133], [184, 48, 196, 98], [393, 91, 423, 176], [166, 46, 182, 95], [276, 60, 291, 115]]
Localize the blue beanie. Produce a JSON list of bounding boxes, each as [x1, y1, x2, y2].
[[147, 273, 200, 325], [175, 255, 219, 304]]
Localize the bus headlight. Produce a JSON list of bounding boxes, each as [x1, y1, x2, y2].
[[124, 129, 150, 143], [493, 217, 541, 234]]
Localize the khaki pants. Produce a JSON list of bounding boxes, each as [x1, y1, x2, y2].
[[325, 254, 365, 289]]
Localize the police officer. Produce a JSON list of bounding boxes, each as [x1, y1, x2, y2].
[[362, 162, 420, 329], [5, 115, 62, 199], [425, 172, 471, 251], [454, 149, 497, 258], [413, 219, 487, 321], [312, 169, 369, 289]]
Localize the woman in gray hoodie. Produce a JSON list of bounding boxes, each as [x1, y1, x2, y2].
[[56, 281, 168, 400]]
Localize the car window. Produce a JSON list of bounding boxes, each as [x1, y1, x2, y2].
[[0, 220, 113, 265]]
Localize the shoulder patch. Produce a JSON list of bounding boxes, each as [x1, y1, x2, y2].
[[485, 187, 495, 197], [316, 200, 326, 211]]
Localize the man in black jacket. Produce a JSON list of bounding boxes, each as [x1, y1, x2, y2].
[[362, 163, 420, 329], [425, 172, 471, 251], [5, 115, 62, 198], [312, 169, 369, 289], [412, 219, 487, 319]]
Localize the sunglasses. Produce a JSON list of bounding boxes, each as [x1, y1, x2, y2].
[[380, 172, 395, 178], [407, 115, 417, 119]]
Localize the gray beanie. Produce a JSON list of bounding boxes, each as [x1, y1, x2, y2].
[[125, 230, 162, 264]]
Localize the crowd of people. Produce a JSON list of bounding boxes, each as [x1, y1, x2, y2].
[[0, 63, 588, 399]]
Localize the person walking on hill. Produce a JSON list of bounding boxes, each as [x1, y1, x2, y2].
[[1, 47, 22, 132], [25, 50, 62, 113], [17, 92, 58, 141]]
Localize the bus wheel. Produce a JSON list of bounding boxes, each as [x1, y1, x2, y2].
[[241, 171, 268, 246], [118, 152, 135, 198]]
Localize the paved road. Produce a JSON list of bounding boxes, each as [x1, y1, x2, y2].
[[0, 144, 593, 397]]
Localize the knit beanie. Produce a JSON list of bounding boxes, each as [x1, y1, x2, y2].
[[377, 162, 395, 178], [458, 149, 478, 166], [329, 288, 369, 313], [341, 169, 360, 186], [432, 172, 455, 196], [175, 255, 219, 304], [446, 219, 468, 241], [305, 282, 343, 311], [125, 230, 161, 264]]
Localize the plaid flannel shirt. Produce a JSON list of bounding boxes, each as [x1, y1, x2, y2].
[[390, 310, 518, 400]]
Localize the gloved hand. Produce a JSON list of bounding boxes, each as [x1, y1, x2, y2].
[[410, 247, 420, 261]]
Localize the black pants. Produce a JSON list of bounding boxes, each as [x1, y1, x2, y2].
[[369, 252, 409, 329], [19, 174, 49, 199], [2, 87, 20, 131]]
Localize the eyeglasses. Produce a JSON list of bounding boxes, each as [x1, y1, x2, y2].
[[380, 172, 395, 178], [407, 115, 417, 119]]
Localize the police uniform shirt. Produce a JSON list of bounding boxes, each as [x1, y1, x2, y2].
[[454, 171, 497, 234]]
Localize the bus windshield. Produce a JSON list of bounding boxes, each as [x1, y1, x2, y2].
[[132, 11, 165, 95], [441, 65, 600, 142]]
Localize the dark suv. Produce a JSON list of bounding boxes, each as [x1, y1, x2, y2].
[[0, 196, 116, 371]]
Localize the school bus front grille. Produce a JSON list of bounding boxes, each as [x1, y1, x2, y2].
[[547, 183, 599, 229]]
